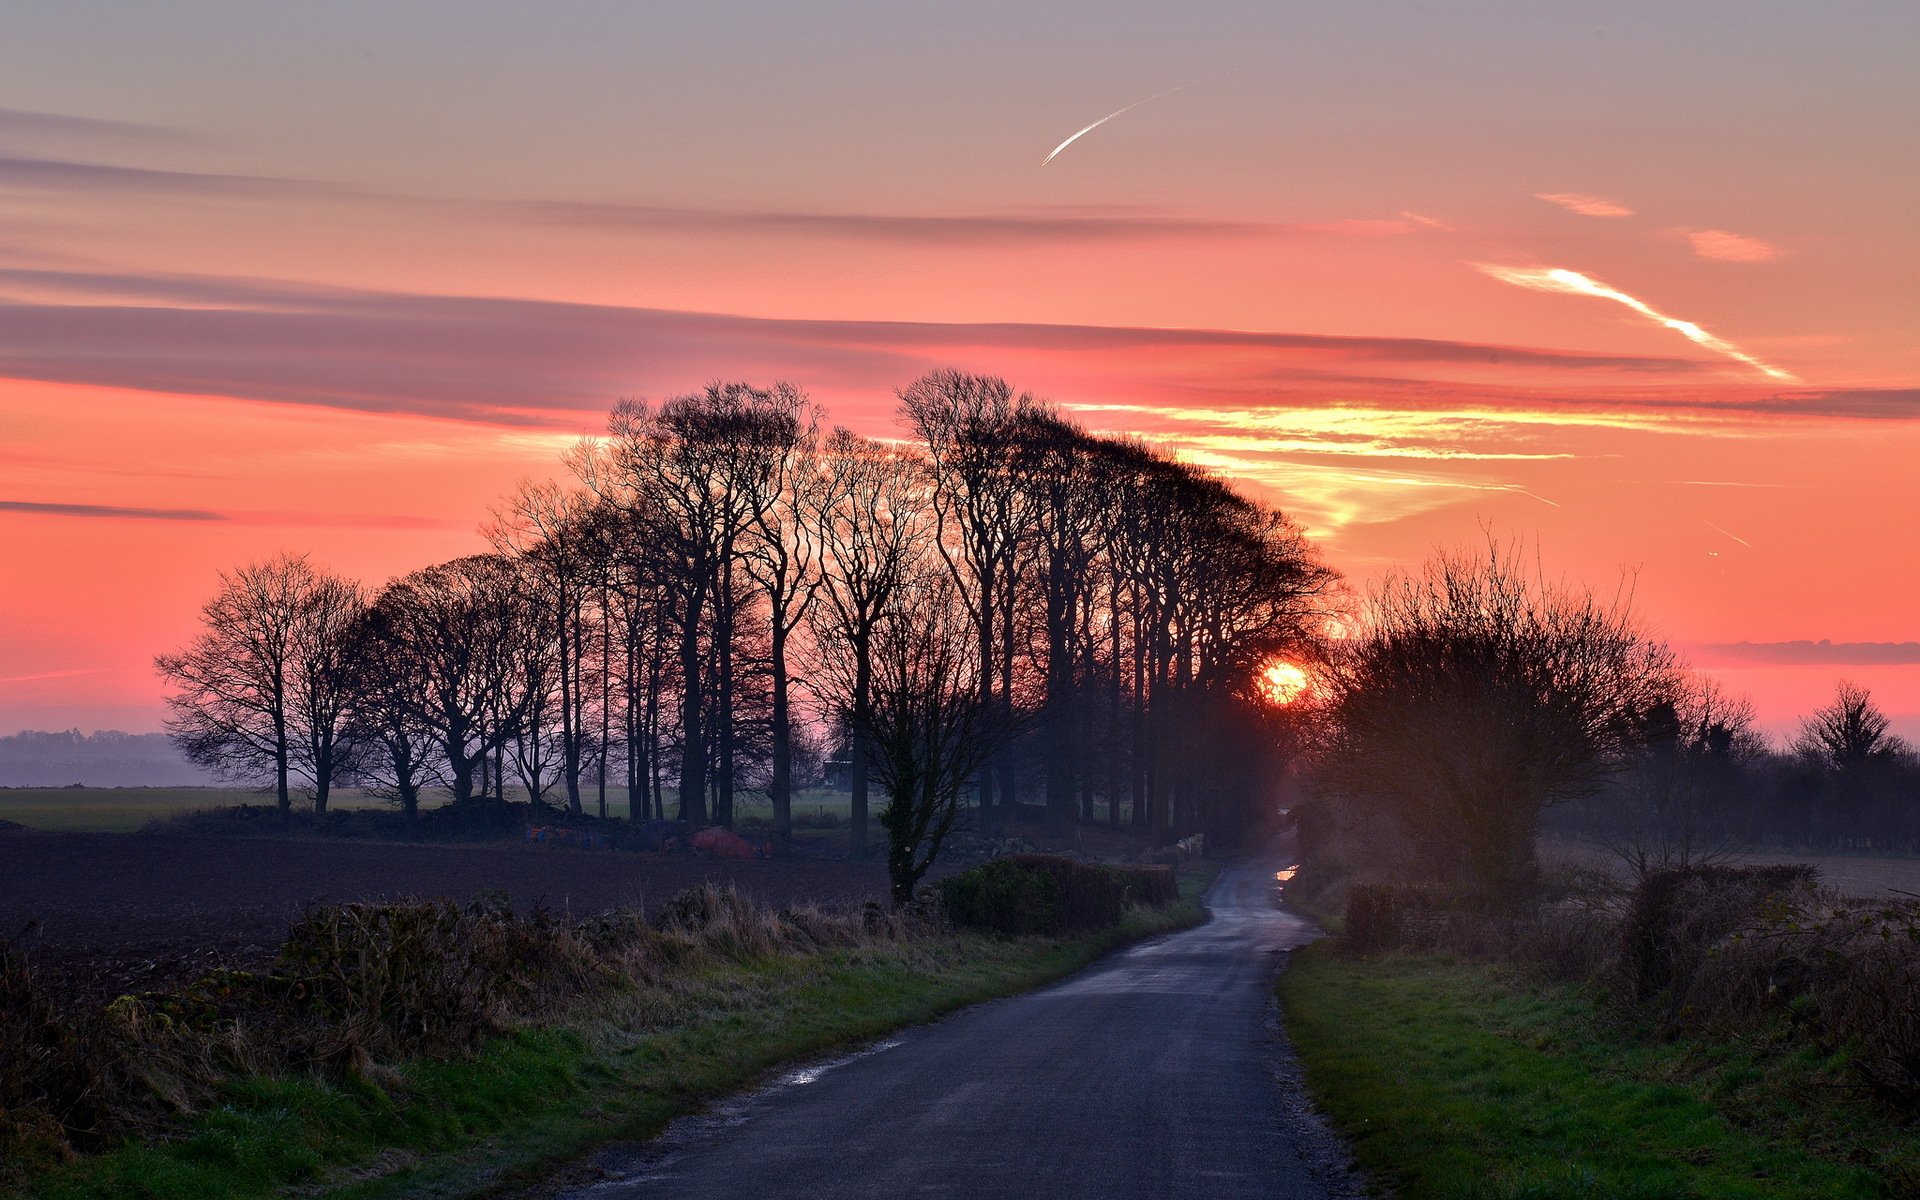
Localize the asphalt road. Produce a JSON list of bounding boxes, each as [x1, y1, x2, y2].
[[555, 839, 1349, 1199]]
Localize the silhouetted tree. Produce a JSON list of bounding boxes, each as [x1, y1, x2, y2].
[[1317, 541, 1678, 903], [837, 566, 1007, 905], [808, 430, 932, 854], [740, 391, 824, 849], [490, 478, 604, 816], [901, 371, 1043, 819], [368, 555, 541, 805], [156, 554, 365, 812]]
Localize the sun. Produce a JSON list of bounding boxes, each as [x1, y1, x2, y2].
[[1257, 658, 1312, 706]]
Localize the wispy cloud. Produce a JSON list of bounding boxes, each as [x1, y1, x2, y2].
[[0, 154, 347, 200], [1694, 641, 1920, 667], [1535, 192, 1634, 218], [1400, 210, 1454, 231], [1684, 228, 1782, 263], [0, 499, 228, 521], [3, 267, 1911, 430], [0, 150, 1407, 249], [1063, 402, 1592, 459], [509, 200, 1277, 244], [1474, 264, 1798, 382], [0, 108, 188, 149], [0, 668, 98, 685]]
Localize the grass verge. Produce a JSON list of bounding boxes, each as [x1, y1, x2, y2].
[[1277, 944, 1914, 1199], [17, 900, 1201, 1200]]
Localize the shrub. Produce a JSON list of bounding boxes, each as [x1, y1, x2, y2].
[[938, 856, 1176, 936], [1617, 864, 1819, 1007], [1818, 906, 1920, 1104], [0, 940, 123, 1165]]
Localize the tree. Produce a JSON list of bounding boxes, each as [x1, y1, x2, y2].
[[1791, 681, 1914, 845], [840, 567, 1009, 906], [807, 430, 931, 854], [286, 570, 368, 815], [739, 390, 824, 850], [601, 384, 799, 827], [1317, 541, 1678, 903], [1792, 681, 1909, 773], [489, 478, 605, 816], [156, 554, 365, 812], [901, 371, 1042, 820], [1595, 678, 1762, 877], [344, 601, 437, 821], [367, 555, 541, 805]]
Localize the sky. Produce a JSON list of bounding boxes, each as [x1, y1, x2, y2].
[[1, 1, 1917, 741]]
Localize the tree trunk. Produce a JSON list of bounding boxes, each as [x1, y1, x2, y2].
[[677, 595, 707, 826], [273, 707, 291, 812], [770, 618, 793, 850], [850, 636, 872, 855], [715, 575, 735, 829]]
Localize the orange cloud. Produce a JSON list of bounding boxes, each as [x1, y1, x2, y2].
[[1535, 192, 1634, 218], [1685, 228, 1782, 262]]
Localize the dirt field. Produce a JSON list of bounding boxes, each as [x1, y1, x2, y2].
[[0, 786, 863, 833], [0, 829, 894, 1006]]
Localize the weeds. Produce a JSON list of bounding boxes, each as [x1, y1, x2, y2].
[[0, 882, 928, 1182], [1339, 862, 1920, 1111]]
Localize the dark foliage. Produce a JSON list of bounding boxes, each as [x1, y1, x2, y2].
[[1615, 864, 1820, 1004], [0, 941, 121, 1164], [939, 854, 1175, 936]]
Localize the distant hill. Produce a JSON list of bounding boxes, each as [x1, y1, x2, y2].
[[0, 729, 227, 788]]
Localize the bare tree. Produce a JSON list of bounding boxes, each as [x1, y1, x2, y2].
[[344, 602, 437, 821], [602, 385, 798, 826], [838, 567, 1007, 906], [1317, 541, 1678, 904], [156, 554, 365, 812], [288, 571, 369, 815], [489, 478, 604, 816], [367, 555, 541, 805], [739, 391, 824, 849], [1791, 681, 1915, 844], [900, 371, 1043, 820], [807, 430, 932, 854]]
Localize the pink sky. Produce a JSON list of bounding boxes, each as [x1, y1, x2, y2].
[[2, 4, 1916, 741]]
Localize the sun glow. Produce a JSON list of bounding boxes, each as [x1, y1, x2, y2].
[[1257, 659, 1313, 706]]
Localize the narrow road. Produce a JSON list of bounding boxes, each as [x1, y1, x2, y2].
[[556, 839, 1345, 1199]]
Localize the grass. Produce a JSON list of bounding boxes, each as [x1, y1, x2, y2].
[[16, 901, 1203, 1200], [1277, 945, 1914, 1199]]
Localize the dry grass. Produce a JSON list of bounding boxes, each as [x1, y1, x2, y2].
[[1341, 864, 1920, 1110], [0, 882, 923, 1178]]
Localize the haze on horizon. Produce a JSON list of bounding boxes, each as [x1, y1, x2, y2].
[[1, 1, 1916, 740]]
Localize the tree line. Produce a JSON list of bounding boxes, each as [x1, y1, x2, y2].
[[158, 370, 1337, 868]]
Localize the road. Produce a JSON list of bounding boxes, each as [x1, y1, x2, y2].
[[552, 839, 1352, 1199]]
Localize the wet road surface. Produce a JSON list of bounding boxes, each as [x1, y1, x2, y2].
[[552, 839, 1347, 1199]]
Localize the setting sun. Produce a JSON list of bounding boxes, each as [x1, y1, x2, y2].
[[1258, 659, 1313, 706]]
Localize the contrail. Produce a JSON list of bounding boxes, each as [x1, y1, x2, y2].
[[1043, 83, 1193, 166], [1474, 264, 1798, 382], [1704, 519, 1752, 548]]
